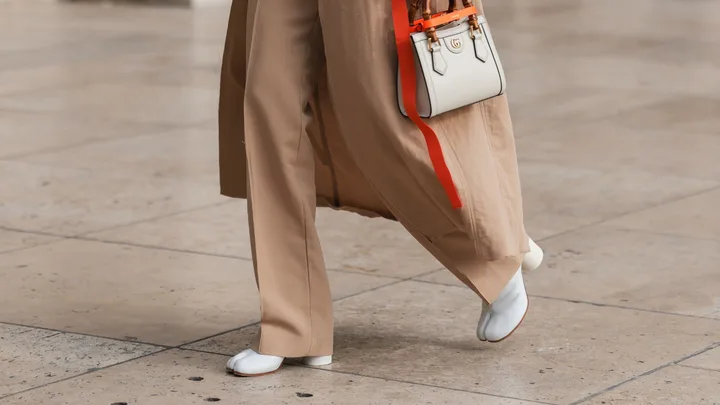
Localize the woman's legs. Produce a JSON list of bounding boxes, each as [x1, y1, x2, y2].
[[242, 0, 332, 358]]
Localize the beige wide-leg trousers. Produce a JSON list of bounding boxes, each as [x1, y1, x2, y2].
[[243, 0, 526, 358]]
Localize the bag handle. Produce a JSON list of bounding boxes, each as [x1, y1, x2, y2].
[[408, 0, 481, 43]]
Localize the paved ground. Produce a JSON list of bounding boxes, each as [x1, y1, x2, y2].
[[1, 0, 719, 404]]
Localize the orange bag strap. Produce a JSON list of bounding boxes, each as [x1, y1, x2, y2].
[[392, 0, 463, 209]]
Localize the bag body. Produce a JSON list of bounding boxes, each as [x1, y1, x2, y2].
[[397, 1, 507, 118], [398, 15, 506, 118]]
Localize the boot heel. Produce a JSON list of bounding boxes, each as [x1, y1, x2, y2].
[[303, 355, 332, 366], [522, 238, 544, 272]]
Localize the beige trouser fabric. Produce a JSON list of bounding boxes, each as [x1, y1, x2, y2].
[[240, 0, 527, 357]]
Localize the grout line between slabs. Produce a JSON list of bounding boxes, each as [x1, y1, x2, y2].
[[0, 269, 417, 356], [603, 184, 720, 222], [0, 198, 231, 242], [568, 342, 720, 405], [678, 364, 720, 373], [77, 199, 229, 235], [177, 321, 261, 349], [529, 295, 720, 321], [0, 347, 174, 402], [0, 322, 257, 401], [74, 236, 408, 281], [510, 83, 667, 140], [531, 183, 720, 245], [0, 199, 231, 249], [410, 278, 720, 321], [0, 320, 173, 349], [0, 236, 67, 256], [1, 119, 213, 161], [597, 226, 720, 244], [0, 224, 412, 282], [178, 267, 441, 350]]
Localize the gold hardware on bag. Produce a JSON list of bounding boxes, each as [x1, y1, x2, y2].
[[469, 25, 483, 40], [408, 0, 481, 44]]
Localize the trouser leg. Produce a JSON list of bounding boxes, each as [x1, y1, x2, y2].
[[318, 0, 527, 303], [245, 0, 331, 357]]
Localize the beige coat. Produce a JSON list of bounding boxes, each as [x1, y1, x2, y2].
[[219, 41, 390, 220], [218, 0, 529, 357], [218, 1, 525, 229]]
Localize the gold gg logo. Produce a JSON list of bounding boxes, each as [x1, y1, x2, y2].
[[450, 38, 462, 49]]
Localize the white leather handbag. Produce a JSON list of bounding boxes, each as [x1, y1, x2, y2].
[[397, 0, 506, 118]]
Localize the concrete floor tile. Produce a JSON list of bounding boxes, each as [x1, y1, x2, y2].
[[610, 96, 720, 135], [414, 269, 468, 288], [584, 365, 720, 405], [326, 281, 719, 404], [606, 189, 720, 241], [0, 239, 396, 346], [17, 125, 221, 184], [519, 162, 717, 239], [89, 200, 440, 279], [527, 227, 720, 319], [0, 110, 171, 159], [181, 323, 258, 355], [0, 230, 59, 255], [510, 87, 666, 133], [6, 349, 539, 405], [0, 324, 160, 398], [681, 346, 720, 372], [517, 122, 720, 182], [0, 160, 225, 235], [508, 55, 720, 100], [0, 82, 219, 126]]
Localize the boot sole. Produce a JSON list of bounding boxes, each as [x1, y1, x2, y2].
[[226, 357, 332, 377], [226, 365, 281, 377], [232, 368, 281, 378]]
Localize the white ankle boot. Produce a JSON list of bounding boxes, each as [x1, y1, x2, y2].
[[226, 349, 332, 377], [477, 267, 529, 342], [475, 238, 540, 343], [522, 238, 544, 272]]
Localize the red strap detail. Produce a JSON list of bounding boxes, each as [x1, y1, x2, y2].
[[391, 0, 463, 209], [411, 6, 478, 31]]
